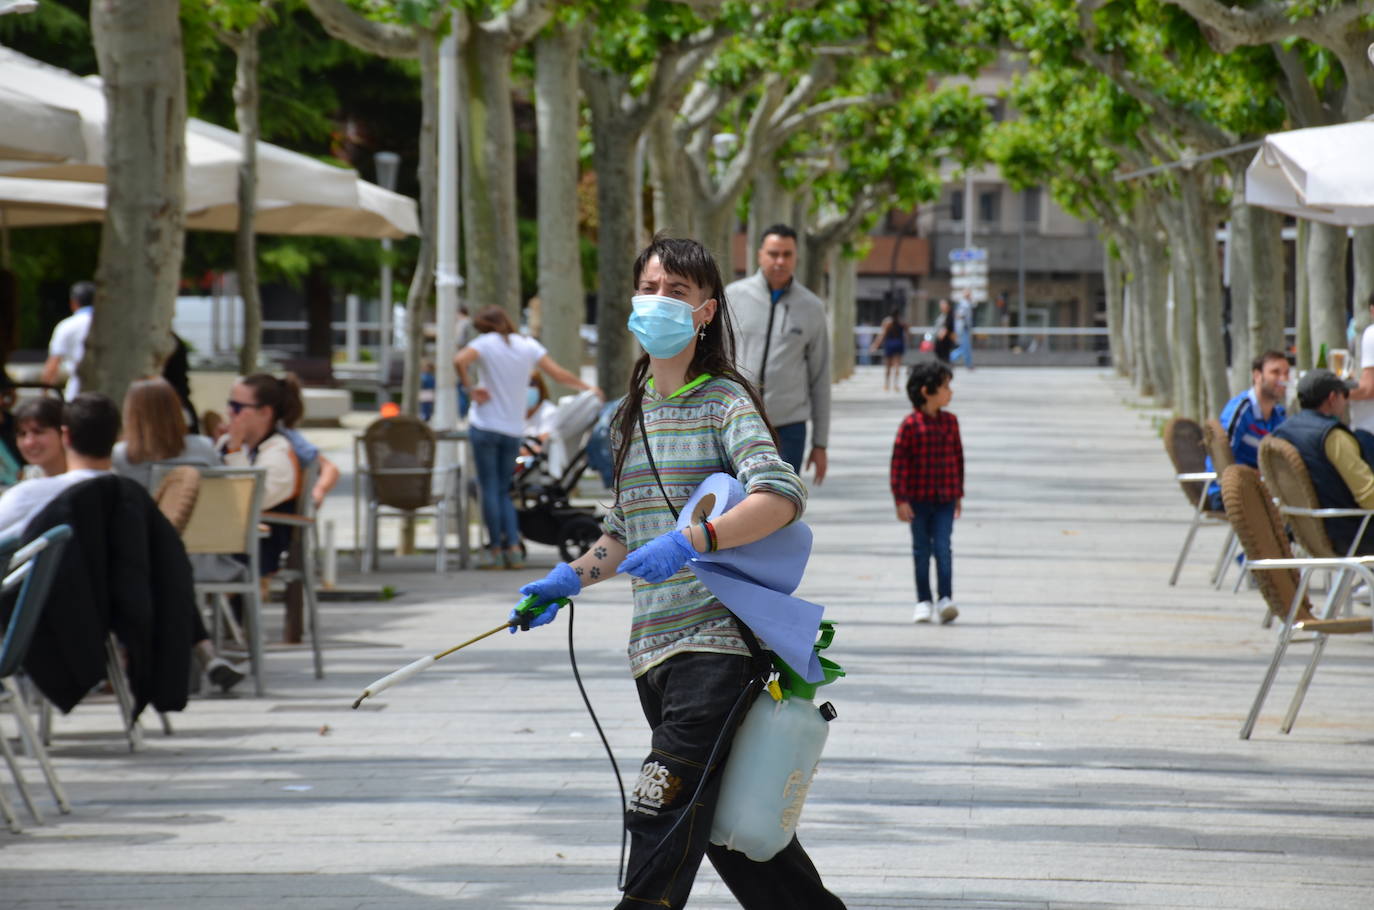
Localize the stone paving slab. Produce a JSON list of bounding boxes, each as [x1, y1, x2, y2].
[[3, 366, 1374, 909]]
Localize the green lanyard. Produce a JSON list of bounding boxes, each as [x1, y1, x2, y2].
[[647, 372, 712, 400]]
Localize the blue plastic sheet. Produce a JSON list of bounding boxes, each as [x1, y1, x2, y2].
[[676, 474, 826, 682]]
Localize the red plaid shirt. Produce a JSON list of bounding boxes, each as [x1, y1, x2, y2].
[[890, 409, 964, 504]]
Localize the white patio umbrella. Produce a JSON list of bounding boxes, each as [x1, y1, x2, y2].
[[1245, 120, 1374, 227], [0, 86, 85, 163], [0, 47, 357, 210], [0, 173, 417, 239]]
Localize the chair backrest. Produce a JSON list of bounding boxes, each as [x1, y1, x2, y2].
[[1220, 465, 1314, 625], [1203, 418, 1235, 474], [0, 525, 73, 679], [1163, 417, 1208, 505], [178, 467, 266, 556], [152, 465, 201, 534], [1257, 435, 1337, 558], [363, 415, 437, 511]]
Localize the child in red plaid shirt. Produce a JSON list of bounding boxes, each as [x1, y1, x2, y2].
[[890, 361, 963, 624]]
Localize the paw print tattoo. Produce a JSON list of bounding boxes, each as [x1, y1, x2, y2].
[[574, 566, 585, 578], [593, 546, 607, 560], [590, 566, 602, 579]]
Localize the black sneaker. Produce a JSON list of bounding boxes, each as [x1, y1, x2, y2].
[[206, 657, 246, 693]]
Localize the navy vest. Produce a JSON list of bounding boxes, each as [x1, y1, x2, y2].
[[1272, 409, 1364, 553]]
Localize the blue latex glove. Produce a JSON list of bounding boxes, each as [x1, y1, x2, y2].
[[617, 530, 697, 584], [509, 562, 582, 633]]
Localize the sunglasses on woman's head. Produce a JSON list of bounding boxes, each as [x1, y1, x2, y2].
[[226, 399, 259, 415]]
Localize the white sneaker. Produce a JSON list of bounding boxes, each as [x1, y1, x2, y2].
[[913, 601, 934, 623], [937, 597, 959, 624]]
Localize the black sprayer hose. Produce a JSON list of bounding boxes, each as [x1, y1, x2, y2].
[[564, 600, 629, 889]]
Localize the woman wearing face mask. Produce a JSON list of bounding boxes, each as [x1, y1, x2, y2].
[[454, 306, 601, 570], [508, 237, 846, 910]]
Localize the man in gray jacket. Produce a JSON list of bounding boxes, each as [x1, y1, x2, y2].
[[727, 224, 831, 483]]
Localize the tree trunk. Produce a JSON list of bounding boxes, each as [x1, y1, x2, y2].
[[747, 164, 790, 265], [1102, 235, 1126, 377], [534, 23, 584, 397], [1295, 219, 1311, 370], [696, 202, 735, 280], [1137, 227, 1172, 405], [460, 27, 523, 322], [831, 251, 854, 382], [648, 112, 695, 237], [402, 31, 439, 416], [1178, 170, 1228, 417], [1307, 221, 1348, 365], [1167, 240, 1199, 419], [1226, 210, 1251, 394], [84, 0, 184, 403], [230, 25, 264, 375], [1247, 204, 1286, 360], [585, 72, 641, 397]]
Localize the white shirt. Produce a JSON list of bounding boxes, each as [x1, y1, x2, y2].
[[465, 333, 547, 438], [0, 468, 105, 540], [48, 307, 92, 400], [1352, 323, 1374, 433]]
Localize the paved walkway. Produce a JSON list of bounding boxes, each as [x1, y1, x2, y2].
[[3, 367, 1374, 909]]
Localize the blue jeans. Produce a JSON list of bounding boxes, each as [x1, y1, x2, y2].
[[775, 421, 807, 474], [951, 342, 974, 368], [909, 500, 955, 602], [469, 425, 521, 550]]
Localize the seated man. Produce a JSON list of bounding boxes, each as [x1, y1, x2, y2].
[[1206, 350, 1289, 511], [0, 392, 245, 691], [1271, 369, 1374, 555]]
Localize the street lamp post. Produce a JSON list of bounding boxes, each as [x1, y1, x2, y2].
[[374, 150, 400, 403]]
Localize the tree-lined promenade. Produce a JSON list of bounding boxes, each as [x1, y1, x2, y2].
[[4, 1, 1373, 421]]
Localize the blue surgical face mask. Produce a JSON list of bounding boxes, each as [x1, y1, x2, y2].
[[627, 294, 709, 359], [526, 387, 540, 410]]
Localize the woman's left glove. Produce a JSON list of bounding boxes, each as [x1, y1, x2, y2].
[[617, 530, 696, 584]]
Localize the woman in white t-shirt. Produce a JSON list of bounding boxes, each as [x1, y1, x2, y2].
[[454, 306, 600, 569], [1348, 293, 1374, 432]]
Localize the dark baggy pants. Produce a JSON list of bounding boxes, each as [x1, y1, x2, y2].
[[615, 651, 846, 909]]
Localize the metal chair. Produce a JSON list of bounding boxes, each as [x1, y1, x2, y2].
[[0, 527, 74, 833], [263, 461, 324, 679], [175, 467, 269, 697], [1162, 417, 1232, 586], [357, 415, 458, 573], [1218, 465, 1373, 739]]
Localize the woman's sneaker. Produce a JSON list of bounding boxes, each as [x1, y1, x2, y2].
[[912, 601, 934, 623], [205, 657, 246, 693], [937, 597, 959, 624]]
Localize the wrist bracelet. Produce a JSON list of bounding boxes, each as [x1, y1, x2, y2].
[[699, 518, 718, 553]]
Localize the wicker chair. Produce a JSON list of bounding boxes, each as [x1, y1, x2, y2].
[[1202, 418, 1243, 588], [151, 465, 201, 535], [359, 415, 457, 573], [1162, 417, 1232, 586], [1256, 435, 1374, 559], [1219, 464, 1374, 739]]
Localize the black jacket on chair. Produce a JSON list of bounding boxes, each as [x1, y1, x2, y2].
[[2, 474, 195, 716]]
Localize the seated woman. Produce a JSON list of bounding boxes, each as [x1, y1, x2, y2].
[[273, 373, 340, 508], [11, 396, 66, 480], [112, 377, 220, 489], [218, 373, 302, 575]]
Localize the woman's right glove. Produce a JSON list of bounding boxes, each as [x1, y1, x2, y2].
[[508, 562, 582, 632]]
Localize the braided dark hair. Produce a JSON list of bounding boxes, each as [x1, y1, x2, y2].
[[611, 236, 776, 487]]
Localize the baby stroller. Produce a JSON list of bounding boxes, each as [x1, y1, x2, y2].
[[510, 390, 608, 561]]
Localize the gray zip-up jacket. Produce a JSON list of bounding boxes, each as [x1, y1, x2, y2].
[[725, 270, 831, 448]]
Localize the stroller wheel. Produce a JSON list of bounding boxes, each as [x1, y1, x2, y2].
[[557, 514, 603, 563]]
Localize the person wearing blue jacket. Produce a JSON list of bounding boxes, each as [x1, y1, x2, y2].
[[1206, 350, 1289, 510]]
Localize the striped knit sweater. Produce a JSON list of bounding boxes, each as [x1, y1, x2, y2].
[[605, 374, 806, 677]]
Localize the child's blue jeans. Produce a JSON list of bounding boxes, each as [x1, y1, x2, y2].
[[909, 500, 955, 602]]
